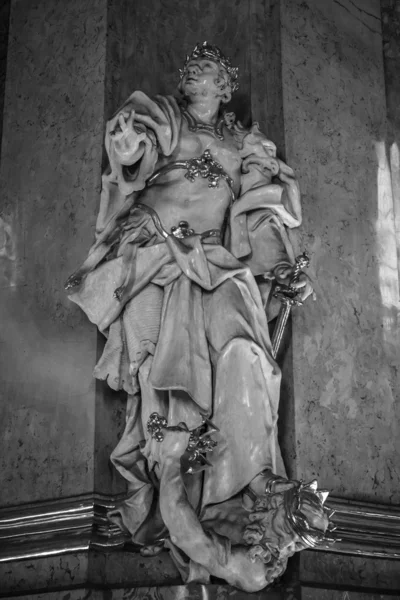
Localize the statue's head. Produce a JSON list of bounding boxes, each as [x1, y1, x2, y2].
[[243, 480, 336, 582], [178, 42, 239, 105]]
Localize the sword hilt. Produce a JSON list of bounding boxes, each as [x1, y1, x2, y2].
[[290, 251, 310, 287], [271, 252, 310, 358], [274, 251, 310, 306]]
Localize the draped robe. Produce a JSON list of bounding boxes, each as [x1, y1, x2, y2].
[[67, 92, 302, 551]]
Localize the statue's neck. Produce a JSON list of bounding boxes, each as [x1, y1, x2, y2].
[[185, 101, 221, 125]]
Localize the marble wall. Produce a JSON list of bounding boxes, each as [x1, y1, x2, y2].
[[279, 0, 400, 502], [381, 0, 400, 284], [0, 0, 125, 506], [0, 0, 11, 149]]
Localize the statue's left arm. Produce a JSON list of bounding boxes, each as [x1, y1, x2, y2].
[[228, 123, 313, 315]]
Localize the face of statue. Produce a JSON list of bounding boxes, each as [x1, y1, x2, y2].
[[180, 58, 232, 104], [244, 505, 305, 565], [267, 504, 308, 556], [243, 492, 329, 566]]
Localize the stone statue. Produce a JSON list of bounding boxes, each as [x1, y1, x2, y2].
[[66, 42, 334, 591]]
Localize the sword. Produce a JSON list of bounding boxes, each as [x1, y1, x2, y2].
[[271, 252, 310, 359]]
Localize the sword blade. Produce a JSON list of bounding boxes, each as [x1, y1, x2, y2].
[[271, 300, 292, 359]]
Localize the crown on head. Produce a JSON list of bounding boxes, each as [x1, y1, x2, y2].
[[180, 41, 239, 93], [284, 480, 338, 548]]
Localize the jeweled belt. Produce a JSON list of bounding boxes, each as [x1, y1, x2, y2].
[[134, 203, 221, 242], [110, 203, 221, 301]]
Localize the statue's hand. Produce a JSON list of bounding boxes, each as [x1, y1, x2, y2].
[[110, 110, 147, 165], [274, 265, 316, 302], [159, 426, 191, 463]]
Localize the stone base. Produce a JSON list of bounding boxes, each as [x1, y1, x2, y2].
[[300, 550, 400, 593], [1, 550, 400, 600], [0, 584, 283, 600], [1, 494, 400, 598], [0, 550, 180, 597], [0, 550, 286, 598], [2, 591, 399, 600], [301, 590, 400, 600]]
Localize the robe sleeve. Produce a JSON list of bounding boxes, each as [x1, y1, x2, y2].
[[96, 92, 182, 237], [226, 123, 302, 321], [227, 123, 302, 278]]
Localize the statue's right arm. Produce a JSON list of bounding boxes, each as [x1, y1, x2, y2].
[[158, 430, 267, 592]]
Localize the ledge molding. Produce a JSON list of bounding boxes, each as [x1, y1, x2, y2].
[[1, 494, 400, 562], [326, 496, 400, 558], [0, 493, 129, 563]]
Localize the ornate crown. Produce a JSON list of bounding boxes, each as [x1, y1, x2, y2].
[[180, 41, 239, 93], [284, 480, 338, 548]]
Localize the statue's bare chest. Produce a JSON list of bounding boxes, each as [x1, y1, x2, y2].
[[168, 120, 242, 183]]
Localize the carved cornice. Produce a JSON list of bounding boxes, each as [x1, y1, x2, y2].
[[0, 494, 399, 563]]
